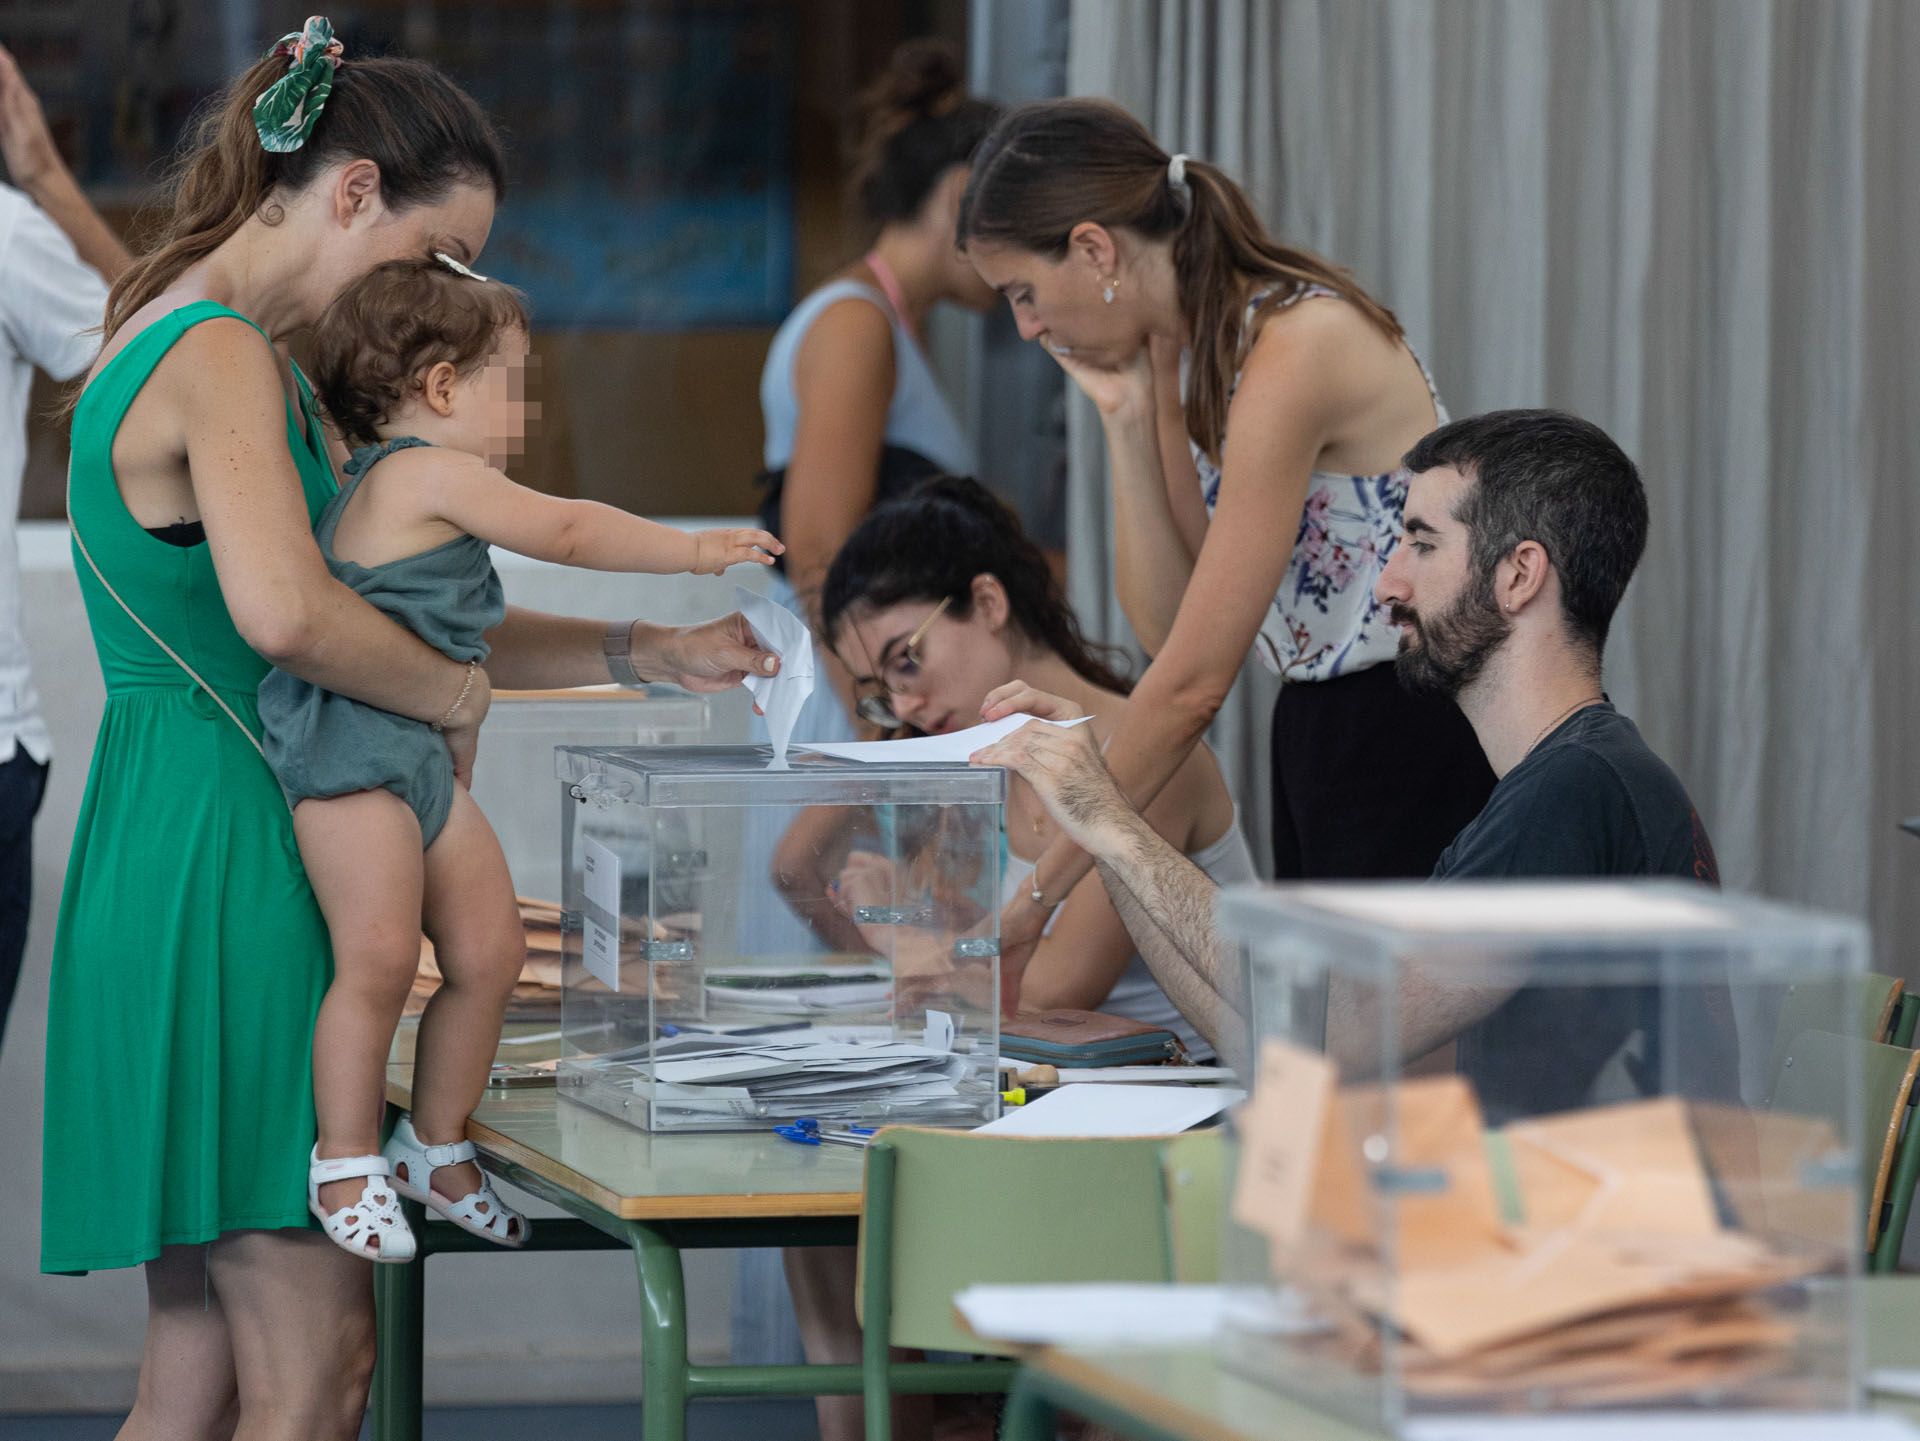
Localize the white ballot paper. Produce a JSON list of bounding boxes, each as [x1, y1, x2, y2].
[[802, 712, 1090, 765], [953, 1284, 1317, 1348], [735, 585, 814, 768], [974, 1082, 1243, 1136]]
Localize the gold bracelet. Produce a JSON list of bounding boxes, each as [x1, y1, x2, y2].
[[431, 659, 478, 733]]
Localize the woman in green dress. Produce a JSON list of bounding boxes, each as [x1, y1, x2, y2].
[[44, 22, 778, 1438]]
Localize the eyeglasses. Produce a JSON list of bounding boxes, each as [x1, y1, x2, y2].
[[853, 596, 951, 730]]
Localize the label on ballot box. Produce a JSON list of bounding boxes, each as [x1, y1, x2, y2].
[[582, 836, 621, 991]]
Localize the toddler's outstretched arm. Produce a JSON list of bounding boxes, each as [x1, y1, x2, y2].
[[429, 450, 782, 575]]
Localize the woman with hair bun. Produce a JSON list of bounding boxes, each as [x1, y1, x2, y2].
[[42, 20, 775, 1434], [957, 99, 1496, 966], [756, 37, 1002, 740]]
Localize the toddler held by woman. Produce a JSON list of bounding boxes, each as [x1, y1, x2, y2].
[[259, 253, 781, 1260]]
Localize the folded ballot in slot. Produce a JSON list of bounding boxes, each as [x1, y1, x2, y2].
[[556, 744, 1004, 1132], [1214, 881, 1870, 1430], [411, 687, 709, 1022]]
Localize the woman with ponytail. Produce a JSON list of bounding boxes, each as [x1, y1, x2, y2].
[[43, 20, 775, 1434], [756, 38, 1002, 742], [957, 99, 1495, 959]]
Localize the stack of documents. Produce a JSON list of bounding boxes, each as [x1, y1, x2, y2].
[[612, 1031, 975, 1122]]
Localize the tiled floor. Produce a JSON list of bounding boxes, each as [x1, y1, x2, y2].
[[5, 1397, 819, 1440]]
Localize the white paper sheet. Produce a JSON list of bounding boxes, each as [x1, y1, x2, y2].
[[924, 1009, 955, 1053], [1405, 1418, 1920, 1441], [653, 1055, 807, 1085], [735, 584, 815, 769], [973, 1082, 1243, 1137], [953, 1284, 1300, 1347], [801, 712, 1091, 765]]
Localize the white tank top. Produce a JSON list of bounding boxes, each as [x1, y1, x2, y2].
[[759, 279, 974, 475], [1003, 809, 1259, 1062]]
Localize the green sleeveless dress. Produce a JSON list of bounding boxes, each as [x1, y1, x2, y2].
[[42, 302, 336, 1273]]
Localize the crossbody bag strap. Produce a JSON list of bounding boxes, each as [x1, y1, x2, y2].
[[69, 517, 268, 760]]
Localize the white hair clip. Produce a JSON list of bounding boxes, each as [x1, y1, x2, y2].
[[434, 250, 490, 282], [1167, 153, 1189, 190]]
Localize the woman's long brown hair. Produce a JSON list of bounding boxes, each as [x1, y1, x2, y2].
[[103, 49, 505, 343], [957, 98, 1401, 463]]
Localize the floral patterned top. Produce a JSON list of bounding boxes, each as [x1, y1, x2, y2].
[[1190, 285, 1447, 683]]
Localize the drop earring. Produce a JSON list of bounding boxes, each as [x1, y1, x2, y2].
[[1102, 280, 1117, 304]]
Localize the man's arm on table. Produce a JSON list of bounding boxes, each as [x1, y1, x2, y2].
[[970, 704, 1247, 1073]]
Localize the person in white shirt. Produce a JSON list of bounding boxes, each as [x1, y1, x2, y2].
[[0, 44, 129, 1042]]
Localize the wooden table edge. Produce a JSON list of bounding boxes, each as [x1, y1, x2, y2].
[[386, 1078, 864, 1222]]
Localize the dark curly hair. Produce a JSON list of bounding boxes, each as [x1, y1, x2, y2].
[[309, 256, 529, 446], [821, 475, 1134, 696]]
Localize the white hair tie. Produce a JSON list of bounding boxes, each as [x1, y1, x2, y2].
[[434, 250, 490, 283], [1167, 153, 1189, 190]]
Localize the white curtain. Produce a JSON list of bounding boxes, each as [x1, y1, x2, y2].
[[1066, 0, 1920, 966]]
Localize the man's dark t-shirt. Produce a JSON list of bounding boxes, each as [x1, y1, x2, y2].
[[1434, 703, 1723, 1117], [1434, 703, 1718, 885]]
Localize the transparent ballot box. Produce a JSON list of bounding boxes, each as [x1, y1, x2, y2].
[[468, 687, 709, 902], [556, 744, 1004, 1132], [1214, 881, 1870, 1430]]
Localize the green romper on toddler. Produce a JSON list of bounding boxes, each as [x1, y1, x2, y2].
[[257, 436, 505, 846]]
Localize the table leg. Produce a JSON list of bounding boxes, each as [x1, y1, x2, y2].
[[369, 1200, 428, 1441], [630, 1221, 689, 1441], [1000, 1371, 1058, 1441]]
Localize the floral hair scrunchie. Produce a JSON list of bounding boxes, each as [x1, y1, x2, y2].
[[253, 16, 344, 154]]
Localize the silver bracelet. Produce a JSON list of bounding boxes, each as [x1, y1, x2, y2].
[[431, 660, 478, 734], [604, 619, 644, 687]]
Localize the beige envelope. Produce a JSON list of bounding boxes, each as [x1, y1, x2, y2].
[[1502, 1096, 1720, 1236]]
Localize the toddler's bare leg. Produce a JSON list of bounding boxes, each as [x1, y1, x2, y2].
[[294, 790, 425, 1226], [410, 785, 526, 1201]]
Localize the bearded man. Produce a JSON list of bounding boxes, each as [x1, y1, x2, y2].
[[972, 409, 1721, 1092]]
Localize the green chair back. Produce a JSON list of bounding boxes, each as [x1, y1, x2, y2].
[[1766, 974, 1903, 1085], [1160, 1130, 1227, 1284], [1893, 994, 1920, 1049], [1766, 1027, 1920, 1257], [857, 1128, 1175, 1358]]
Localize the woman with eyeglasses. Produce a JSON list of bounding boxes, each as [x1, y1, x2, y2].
[[772, 475, 1255, 1441], [812, 474, 1257, 1043]]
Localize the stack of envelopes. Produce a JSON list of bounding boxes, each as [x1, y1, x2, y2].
[[1233, 1041, 1843, 1408], [404, 895, 578, 1018], [603, 1031, 970, 1123]]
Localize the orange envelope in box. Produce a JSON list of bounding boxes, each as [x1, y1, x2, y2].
[[1310, 1074, 1506, 1268], [1234, 1043, 1505, 1269], [1502, 1096, 1719, 1237]]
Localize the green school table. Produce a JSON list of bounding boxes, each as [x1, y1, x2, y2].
[[368, 1026, 992, 1441]]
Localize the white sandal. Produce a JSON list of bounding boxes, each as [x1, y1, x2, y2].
[[383, 1113, 529, 1249], [308, 1147, 417, 1263]]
